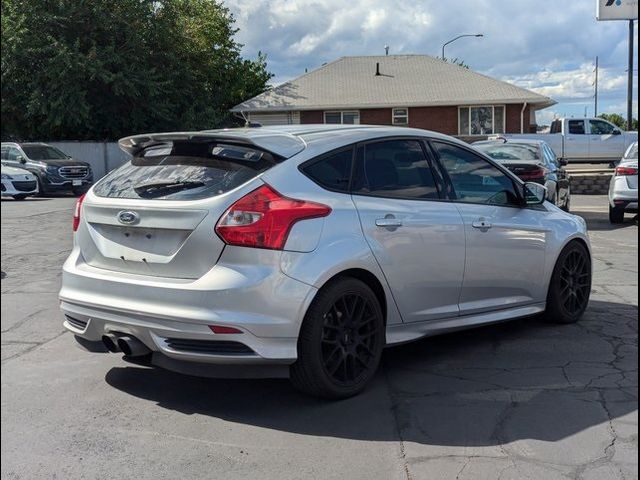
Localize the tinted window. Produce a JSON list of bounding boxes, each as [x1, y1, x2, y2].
[[94, 142, 275, 200], [302, 148, 353, 192], [589, 120, 616, 135], [568, 120, 585, 135], [21, 145, 68, 160], [475, 143, 540, 161], [432, 142, 520, 207], [353, 140, 439, 200]]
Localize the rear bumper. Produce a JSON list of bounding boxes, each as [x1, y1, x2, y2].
[[609, 180, 638, 211], [60, 246, 318, 366]]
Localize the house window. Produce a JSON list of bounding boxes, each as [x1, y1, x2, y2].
[[392, 108, 409, 125], [458, 106, 505, 135], [324, 111, 360, 124]]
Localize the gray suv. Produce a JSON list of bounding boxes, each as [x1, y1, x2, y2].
[[1, 142, 93, 195], [60, 125, 592, 398]]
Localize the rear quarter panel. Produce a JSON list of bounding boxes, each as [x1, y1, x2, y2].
[[261, 151, 404, 327]]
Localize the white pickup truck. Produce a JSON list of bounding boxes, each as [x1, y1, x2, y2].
[[491, 117, 638, 164]]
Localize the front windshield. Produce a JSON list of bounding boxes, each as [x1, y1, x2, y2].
[[475, 144, 540, 161], [22, 145, 68, 160]]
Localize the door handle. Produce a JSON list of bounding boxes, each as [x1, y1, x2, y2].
[[472, 218, 492, 229], [376, 215, 402, 228]]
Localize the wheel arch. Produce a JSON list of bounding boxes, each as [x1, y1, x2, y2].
[[318, 268, 389, 326]]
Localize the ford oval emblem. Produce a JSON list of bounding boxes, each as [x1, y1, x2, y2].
[[117, 210, 139, 225]]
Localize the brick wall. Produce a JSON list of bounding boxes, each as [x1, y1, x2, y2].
[[360, 108, 393, 126], [505, 104, 531, 134], [299, 103, 531, 137], [300, 110, 324, 123], [409, 107, 459, 135]]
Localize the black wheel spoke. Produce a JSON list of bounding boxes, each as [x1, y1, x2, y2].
[[557, 247, 591, 317], [320, 292, 380, 384]]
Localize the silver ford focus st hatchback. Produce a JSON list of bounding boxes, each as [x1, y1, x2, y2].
[[60, 125, 592, 398]]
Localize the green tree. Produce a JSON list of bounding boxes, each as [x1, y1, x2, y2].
[[598, 113, 638, 131], [1, 0, 272, 140]]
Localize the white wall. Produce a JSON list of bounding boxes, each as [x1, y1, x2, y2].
[[45, 142, 131, 179]]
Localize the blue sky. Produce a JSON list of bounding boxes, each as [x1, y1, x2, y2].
[[227, 0, 638, 125]]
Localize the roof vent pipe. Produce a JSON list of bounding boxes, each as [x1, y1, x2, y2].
[[375, 62, 381, 76]]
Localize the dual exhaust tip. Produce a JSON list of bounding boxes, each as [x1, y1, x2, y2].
[[102, 333, 151, 357]]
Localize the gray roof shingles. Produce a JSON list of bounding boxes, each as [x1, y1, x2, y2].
[[232, 55, 555, 112]]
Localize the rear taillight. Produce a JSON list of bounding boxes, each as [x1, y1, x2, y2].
[[615, 166, 638, 176], [72, 194, 86, 232], [215, 184, 331, 250], [518, 166, 547, 181]]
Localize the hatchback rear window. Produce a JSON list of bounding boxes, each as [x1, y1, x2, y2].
[[94, 141, 277, 200]]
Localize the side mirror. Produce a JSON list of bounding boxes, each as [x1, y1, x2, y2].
[[523, 182, 547, 206], [613, 129, 622, 136], [16, 155, 26, 164], [558, 158, 568, 166]]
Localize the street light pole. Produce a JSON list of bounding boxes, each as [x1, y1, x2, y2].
[[441, 34, 484, 60]]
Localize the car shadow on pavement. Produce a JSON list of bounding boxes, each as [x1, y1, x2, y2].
[[105, 299, 637, 446], [576, 210, 638, 231]]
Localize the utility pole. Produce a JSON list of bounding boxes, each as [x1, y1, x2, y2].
[[594, 56, 599, 117], [627, 20, 635, 130]]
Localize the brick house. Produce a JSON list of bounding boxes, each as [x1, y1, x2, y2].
[[231, 55, 555, 141]]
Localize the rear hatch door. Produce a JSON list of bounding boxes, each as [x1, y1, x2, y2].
[[78, 139, 281, 279]]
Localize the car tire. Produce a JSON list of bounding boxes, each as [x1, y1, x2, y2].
[[609, 205, 625, 224], [33, 175, 45, 196], [560, 187, 570, 212], [290, 277, 385, 399], [544, 241, 591, 324], [12, 195, 28, 201]]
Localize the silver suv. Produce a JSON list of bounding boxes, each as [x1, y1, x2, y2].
[[60, 125, 592, 398]]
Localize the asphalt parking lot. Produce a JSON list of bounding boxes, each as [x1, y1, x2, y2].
[[1, 195, 637, 480]]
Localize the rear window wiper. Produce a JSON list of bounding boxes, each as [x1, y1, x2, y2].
[[133, 180, 205, 198]]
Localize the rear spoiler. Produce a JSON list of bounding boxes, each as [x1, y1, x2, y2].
[[118, 129, 306, 159]]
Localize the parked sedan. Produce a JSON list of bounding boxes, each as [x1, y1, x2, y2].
[[1, 164, 38, 200], [474, 139, 571, 211], [609, 141, 638, 224], [60, 126, 591, 399], [0, 142, 93, 195]]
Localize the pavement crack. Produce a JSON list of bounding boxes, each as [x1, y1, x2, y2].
[[383, 361, 414, 480], [1, 330, 66, 363]]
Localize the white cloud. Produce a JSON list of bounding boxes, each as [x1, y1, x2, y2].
[[502, 63, 633, 100], [227, 0, 638, 117]]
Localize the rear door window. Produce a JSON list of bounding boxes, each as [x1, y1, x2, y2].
[[301, 148, 353, 193], [93, 141, 277, 200], [568, 120, 586, 135], [352, 139, 440, 200]]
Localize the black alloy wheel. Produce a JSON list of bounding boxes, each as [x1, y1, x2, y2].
[[558, 249, 591, 316], [320, 293, 380, 385], [545, 241, 591, 324], [290, 277, 384, 398]]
